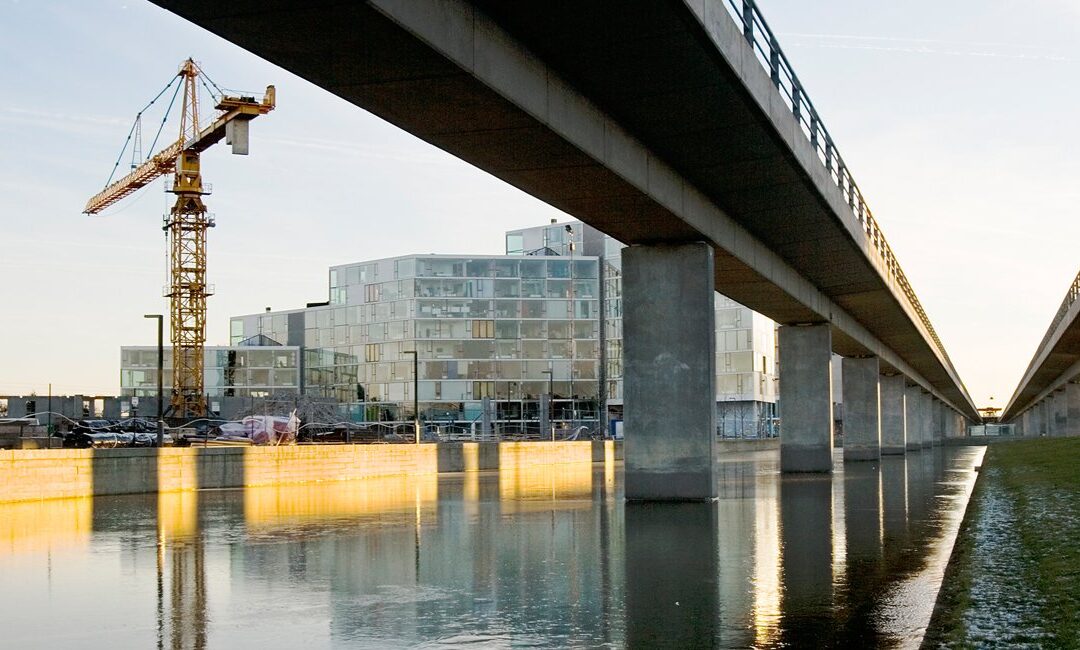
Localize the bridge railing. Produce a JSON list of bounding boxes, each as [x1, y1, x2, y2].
[[1031, 268, 1080, 363], [722, 0, 952, 369]]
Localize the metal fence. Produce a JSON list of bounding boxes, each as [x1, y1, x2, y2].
[[721, 0, 953, 369], [1031, 268, 1080, 365]]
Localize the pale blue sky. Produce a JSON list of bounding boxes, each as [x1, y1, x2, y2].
[[2, 0, 1078, 409]]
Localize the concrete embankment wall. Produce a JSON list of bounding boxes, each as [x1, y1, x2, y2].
[[717, 438, 779, 453], [0, 441, 622, 504]]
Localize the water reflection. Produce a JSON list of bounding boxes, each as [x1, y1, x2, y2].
[[0, 447, 984, 648], [625, 502, 719, 647]]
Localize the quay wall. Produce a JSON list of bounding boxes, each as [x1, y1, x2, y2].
[[0, 440, 620, 504]]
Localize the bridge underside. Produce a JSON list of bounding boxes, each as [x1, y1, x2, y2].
[[150, 0, 974, 419]]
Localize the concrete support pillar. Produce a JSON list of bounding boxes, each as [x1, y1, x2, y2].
[[841, 357, 880, 461], [1038, 400, 1048, 435], [921, 393, 933, 448], [880, 374, 907, 455], [932, 400, 944, 445], [779, 324, 834, 472], [1053, 390, 1068, 436], [1068, 384, 1080, 437], [904, 385, 922, 451], [623, 243, 717, 500]]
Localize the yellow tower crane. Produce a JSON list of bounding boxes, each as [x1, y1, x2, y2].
[[85, 58, 275, 419]]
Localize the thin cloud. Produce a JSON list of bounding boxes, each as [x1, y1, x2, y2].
[[779, 33, 1073, 62], [265, 135, 456, 166]]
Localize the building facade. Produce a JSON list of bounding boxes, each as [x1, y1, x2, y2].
[[505, 220, 779, 437], [120, 343, 302, 403], [229, 254, 602, 434]]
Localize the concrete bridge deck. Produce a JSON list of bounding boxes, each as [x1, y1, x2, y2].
[[149, 0, 976, 494]]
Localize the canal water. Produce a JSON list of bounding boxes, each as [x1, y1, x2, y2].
[[0, 446, 982, 649]]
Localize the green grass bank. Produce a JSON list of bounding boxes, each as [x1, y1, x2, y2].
[[924, 438, 1080, 648]]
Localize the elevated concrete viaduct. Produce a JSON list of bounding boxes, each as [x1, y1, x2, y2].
[[1002, 269, 1080, 436], [151, 0, 977, 497]]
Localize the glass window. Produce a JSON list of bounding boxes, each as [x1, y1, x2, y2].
[[546, 279, 570, 298], [519, 259, 545, 278], [576, 339, 598, 359], [493, 259, 518, 278], [521, 279, 544, 298], [574, 321, 597, 340], [495, 300, 520, 318], [274, 369, 297, 386], [548, 260, 570, 278], [505, 234, 524, 255], [523, 340, 547, 359], [494, 279, 520, 298], [247, 368, 271, 385], [329, 269, 339, 287], [572, 259, 597, 279], [466, 259, 492, 277], [550, 340, 570, 358], [395, 258, 416, 279], [572, 280, 596, 299], [548, 321, 570, 339], [496, 340, 519, 358], [495, 321, 519, 339], [520, 321, 545, 338], [546, 300, 569, 319], [521, 301, 543, 318]]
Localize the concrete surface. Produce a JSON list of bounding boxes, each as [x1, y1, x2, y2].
[[842, 357, 881, 462], [623, 243, 717, 500], [779, 324, 834, 472], [880, 375, 907, 454]]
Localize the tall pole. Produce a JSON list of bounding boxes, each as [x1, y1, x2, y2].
[[404, 350, 419, 444], [542, 368, 554, 441], [47, 383, 52, 449], [566, 224, 575, 427], [145, 314, 165, 447]]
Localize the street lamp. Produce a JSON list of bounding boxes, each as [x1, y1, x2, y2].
[[565, 224, 575, 424], [403, 350, 420, 444], [541, 368, 554, 441], [144, 314, 164, 447]]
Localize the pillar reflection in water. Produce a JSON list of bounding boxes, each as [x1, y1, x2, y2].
[[880, 456, 909, 545], [778, 474, 834, 641], [751, 470, 782, 647], [625, 502, 718, 647], [843, 461, 883, 566], [156, 490, 206, 650]]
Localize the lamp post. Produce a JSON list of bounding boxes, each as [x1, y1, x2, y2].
[[403, 350, 420, 444], [541, 368, 554, 441], [565, 224, 575, 425], [144, 314, 164, 447]]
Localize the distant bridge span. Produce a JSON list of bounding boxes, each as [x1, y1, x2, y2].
[[1001, 269, 1080, 435]]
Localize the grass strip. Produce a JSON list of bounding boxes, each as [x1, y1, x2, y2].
[[924, 438, 1080, 648]]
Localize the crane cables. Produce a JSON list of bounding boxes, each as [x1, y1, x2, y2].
[[101, 73, 183, 189]]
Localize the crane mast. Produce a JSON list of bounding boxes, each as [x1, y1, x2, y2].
[[168, 59, 211, 419], [85, 58, 275, 419]]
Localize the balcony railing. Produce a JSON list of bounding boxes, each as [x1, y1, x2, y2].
[[721, 0, 952, 368]]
